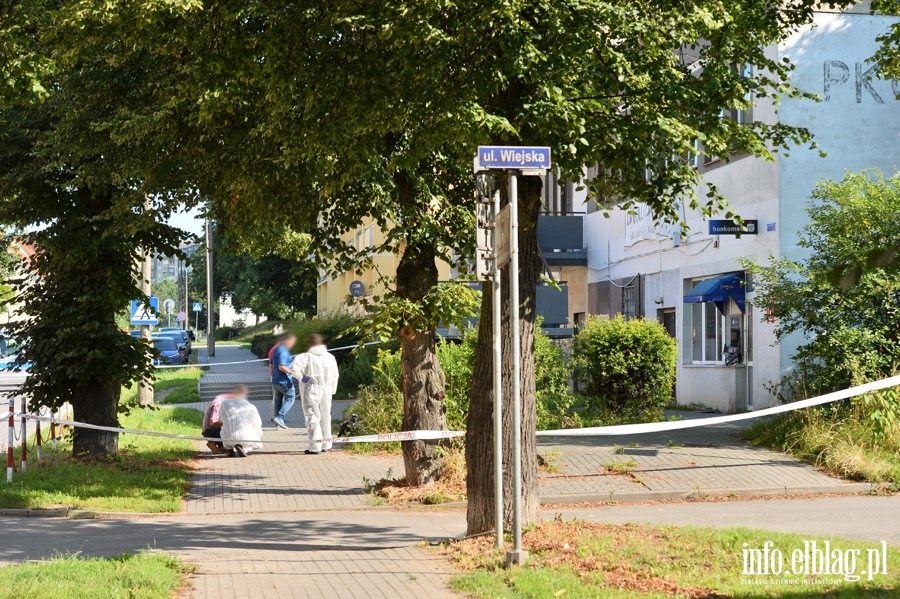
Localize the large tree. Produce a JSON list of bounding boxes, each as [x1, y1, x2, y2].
[[44, 0, 855, 523], [746, 170, 900, 394], [0, 6, 195, 455]]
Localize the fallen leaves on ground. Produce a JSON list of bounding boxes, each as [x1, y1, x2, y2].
[[446, 521, 722, 598]]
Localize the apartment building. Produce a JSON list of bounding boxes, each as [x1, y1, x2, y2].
[[582, 7, 900, 411]]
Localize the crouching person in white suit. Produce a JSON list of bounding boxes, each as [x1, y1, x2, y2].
[[220, 392, 264, 458], [292, 334, 339, 455]]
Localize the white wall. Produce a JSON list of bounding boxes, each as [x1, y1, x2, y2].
[[776, 11, 900, 376]]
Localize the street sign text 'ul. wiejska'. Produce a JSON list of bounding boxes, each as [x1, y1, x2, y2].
[[476, 146, 551, 171]]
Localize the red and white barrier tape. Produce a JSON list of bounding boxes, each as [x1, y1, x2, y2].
[[14, 375, 900, 446], [536, 374, 900, 437], [19, 413, 461, 445]]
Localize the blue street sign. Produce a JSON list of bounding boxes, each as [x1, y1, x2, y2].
[[709, 220, 758, 235], [130, 297, 159, 325], [192, 301, 203, 312], [477, 146, 551, 170]]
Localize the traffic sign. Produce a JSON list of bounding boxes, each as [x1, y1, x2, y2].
[[476, 146, 551, 170], [192, 302, 203, 312], [349, 281, 365, 297], [130, 297, 159, 326], [176, 311, 187, 323], [162, 298, 176, 314]]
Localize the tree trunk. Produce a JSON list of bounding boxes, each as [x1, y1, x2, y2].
[[72, 377, 120, 456], [396, 240, 448, 485], [466, 174, 543, 535]]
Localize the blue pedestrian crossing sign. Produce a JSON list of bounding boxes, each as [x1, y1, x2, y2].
[[191, 302, 203, 313], [130, 297, 159, 326]]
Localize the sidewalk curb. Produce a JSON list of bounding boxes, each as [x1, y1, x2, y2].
[[0, 508, 163, 519], [0, 484, 880, 519], [540, 482, 878, 505]]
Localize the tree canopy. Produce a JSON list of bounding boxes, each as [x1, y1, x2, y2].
[[746, 170, 900, 397]]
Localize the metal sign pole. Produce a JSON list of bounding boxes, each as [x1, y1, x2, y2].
[[6, 398, 13, 482], [20, 396, 26, 472], [505, 171, 528, 566], [491, 184, 504, 549]]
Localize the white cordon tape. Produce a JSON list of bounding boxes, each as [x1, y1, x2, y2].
[[16, 375, 900, 445], [154, 340, 385, 369], [536, 374, 900, 437], [19, 413, 462, 446]]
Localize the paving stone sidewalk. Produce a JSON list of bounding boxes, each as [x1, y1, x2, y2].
[[175, 400, 869, 515], [536, 418, 872, 502], [0, 511, 462, 599]]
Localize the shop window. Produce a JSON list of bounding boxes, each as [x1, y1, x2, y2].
[[691, 301, 726, 364]]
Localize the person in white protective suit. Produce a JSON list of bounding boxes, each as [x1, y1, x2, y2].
[[292, 334, 339, 454], [219, 393, 264, 458]]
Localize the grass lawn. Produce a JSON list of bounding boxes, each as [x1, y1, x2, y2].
[[743, 410, 900, 487], [0, 406, 202, 512], [154, 366, 202, 404], [447, 522, 900, 598], [0, 553, 192, 599]]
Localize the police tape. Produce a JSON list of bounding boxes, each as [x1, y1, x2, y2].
[[535, 374, 900, 437], [14, 374, 900, 445], [153, 341, 385, 369], [17, 413, 463, 446]]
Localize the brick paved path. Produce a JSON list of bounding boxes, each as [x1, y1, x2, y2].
[[536, 419, 870, 502], [0, 510, 462, 599], [177, 397, 868, 515]]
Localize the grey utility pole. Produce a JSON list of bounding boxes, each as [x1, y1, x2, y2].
[[205, 217, 215, 358], [138, 198, 154, 406]]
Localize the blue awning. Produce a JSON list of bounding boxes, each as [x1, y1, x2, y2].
[[684, 273, 745, 313]]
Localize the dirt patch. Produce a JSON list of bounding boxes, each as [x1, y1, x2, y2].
[[446, 521, 721, 598]]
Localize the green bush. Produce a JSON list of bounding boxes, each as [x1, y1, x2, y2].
[[345, 349, 405, 442], [245, 313, 394, 399], [249, 334, 277, 359], [438, 334, 477, 431], [214, 326, 239, 340], [349, 327, 573, 435], [572, 315, 676, 420], [534, 327, 576, 429]]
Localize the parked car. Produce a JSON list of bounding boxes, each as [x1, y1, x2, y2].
[[151, 337, 186, 365], [156, 331, 191, 355], [160, 328, 193, 354]]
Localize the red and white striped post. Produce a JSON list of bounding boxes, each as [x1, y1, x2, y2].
[[19, 396, 26, 473], [6, 398, 13, 482]]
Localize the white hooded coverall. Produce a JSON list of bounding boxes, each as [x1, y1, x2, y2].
[[292, 345, 339, 451], [219, 397, 264, 452]]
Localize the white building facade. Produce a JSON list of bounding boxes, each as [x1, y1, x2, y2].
[[582, 8, 900, 412]]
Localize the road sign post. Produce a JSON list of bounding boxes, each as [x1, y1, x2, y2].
[[474, 146, 549, 564], [192, 301, 202, 336]]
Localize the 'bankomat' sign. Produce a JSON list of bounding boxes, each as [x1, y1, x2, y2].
[[708, 220, 758, 235]]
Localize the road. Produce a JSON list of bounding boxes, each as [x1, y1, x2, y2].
[[554, 494, 900, 544]]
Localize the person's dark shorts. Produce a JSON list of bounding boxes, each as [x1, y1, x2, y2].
[[202, 426, 223, 448]]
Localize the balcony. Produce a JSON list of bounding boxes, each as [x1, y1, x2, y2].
[[436, 280, 573, 339], [538, 214, 587, 267]]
